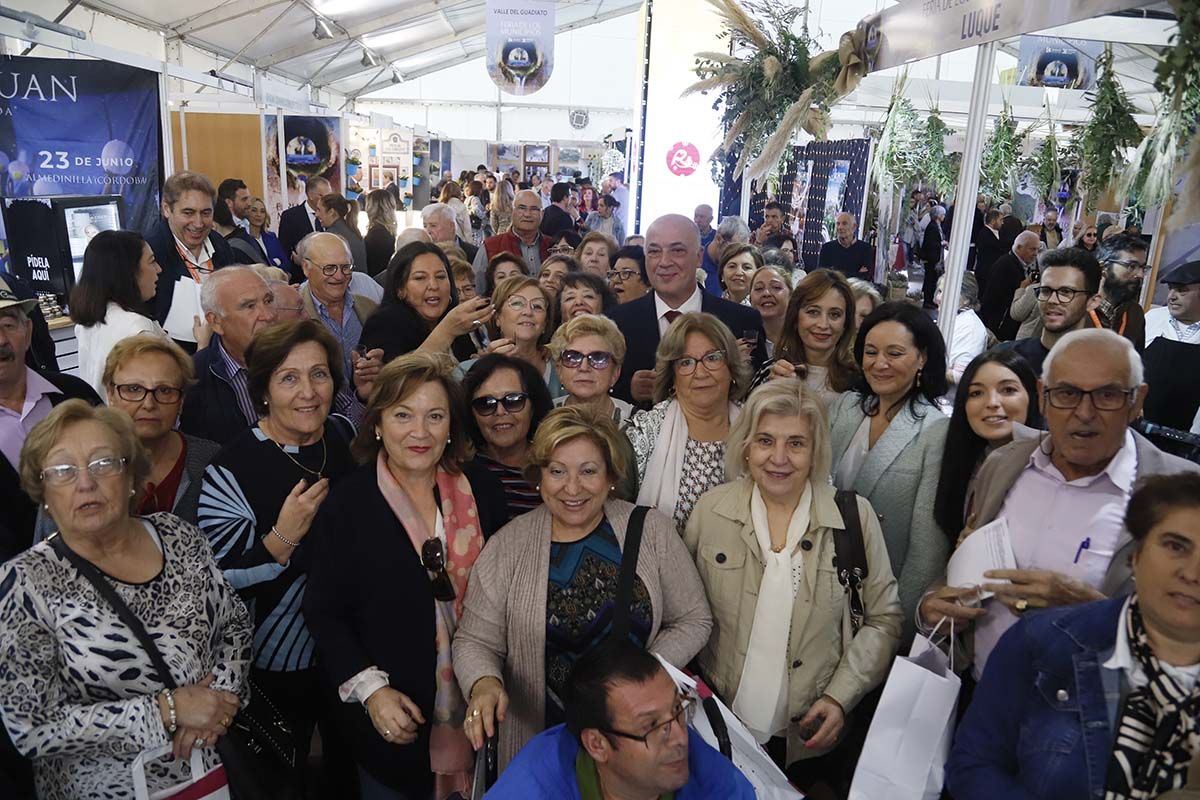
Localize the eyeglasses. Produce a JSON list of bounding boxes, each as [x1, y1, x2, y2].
[[505, 297, 548, 314], [1104, 259, 1149, 274], [40, 456, 127, 486], [304, 257, 354, 277], [674, 349, 727, 375], [1043, 384, 1137, 411], [559, 349, 614, 370], [601, 695, 695, 750], [550, 244, 574, 255], [1035, 286, 1089, 303], [606, 268, 640, 283], [114, 383, 183, 404], [420, 538, 457, 602], [471, 392, 529, 416]]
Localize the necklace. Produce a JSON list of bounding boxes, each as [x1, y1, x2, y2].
[[262, 421, 327, 479]]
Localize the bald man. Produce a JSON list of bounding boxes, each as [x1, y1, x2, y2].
[[605, 213, 768, 404], [818, 212, 873, 279], [472, 188, 552, 289]]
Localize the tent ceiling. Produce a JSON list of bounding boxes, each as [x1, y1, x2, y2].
[[72, 0, 642, 100]]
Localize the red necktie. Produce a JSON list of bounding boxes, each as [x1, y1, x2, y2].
[[664, 310, 682, 324]]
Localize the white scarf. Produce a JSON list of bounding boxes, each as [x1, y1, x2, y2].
[[734, 482, 813, 743], [636, 400, 740, 521]]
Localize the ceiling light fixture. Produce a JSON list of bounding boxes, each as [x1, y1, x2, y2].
[[312, 17, 334, 40]]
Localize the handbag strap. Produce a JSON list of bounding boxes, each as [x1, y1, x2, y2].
[[47, 532, 178, 691], [832, 490, 869, 635], [610, 505, 649, 643]]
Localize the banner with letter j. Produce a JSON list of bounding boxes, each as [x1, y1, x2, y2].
[[485, 0, 555, 96], [0, 56, 162, 238]]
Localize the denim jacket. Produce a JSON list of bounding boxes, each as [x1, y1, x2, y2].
[[947, 596, 1127, 800]]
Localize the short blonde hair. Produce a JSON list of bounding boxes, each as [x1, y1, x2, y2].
[[523, 405, 628, 490], [251, 265, 290, 283], [490, 275, 553, 346], [725, 378, 832, 483], [101, 335, 195, 391], [547, 313, 627, 364], [19, 399, 151, 513], [653, 312, 751, 404]]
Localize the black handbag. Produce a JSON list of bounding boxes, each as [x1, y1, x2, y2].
[[47, 532, 294, 800]]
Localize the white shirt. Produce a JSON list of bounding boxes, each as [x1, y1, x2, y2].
[[305, 202, 321, 232], [172, 234, 215, 277], [1103, 597, 1200, 692], [75, 304, 165, 395], [653, 285, 703, 337], [944, 308, 990, 408], [834, 416, 871, 490], [972, 430, 1139, 679], [1145, 306, 1200, 346]]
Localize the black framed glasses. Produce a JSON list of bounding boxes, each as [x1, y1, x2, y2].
[[114, 384, 183, 404], [601, 695, 695, 750], [40, 456, 127, 486], [606, 268, 640, 283], [304, 257, 354, 277], [470, 392, 529, 416], [1104, 258, 1149, 273], [420, 538, 457, 602], [1043, 384, 1137, 411], [1035, 286, 1089, 303], [559, 349, 613, 370], [673, 350, 726, 375]]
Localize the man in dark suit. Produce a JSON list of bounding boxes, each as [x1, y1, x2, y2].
[[540, 182, 578, 238], [145, 171, 236, 351], [997, 202, 1026, 251], [421, 203, 479, 263], [277, 176, 332, 280], [920, 205, 947, 307], [605, 214, 768, 405], [974, 208, 1007, 297], [979, 231, 1040, 340]]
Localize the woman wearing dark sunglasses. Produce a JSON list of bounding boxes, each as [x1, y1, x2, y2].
[[462, 353, 555, 521], [303, 352, 508, 799]]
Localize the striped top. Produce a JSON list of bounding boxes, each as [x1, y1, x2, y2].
[[197, 419, 356, 672], [216, 340, 259, 427], [471, 454, 541, 522]]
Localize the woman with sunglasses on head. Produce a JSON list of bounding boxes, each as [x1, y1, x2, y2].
[[463, 353, 555, 520], [304, 352, 507, 800], [454, 406, 711, 772]]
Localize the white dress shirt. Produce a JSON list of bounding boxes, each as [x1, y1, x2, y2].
[[1103, 597, 1200, 692], [653, 285, 703, 337], [972, 430, 1139, 679]]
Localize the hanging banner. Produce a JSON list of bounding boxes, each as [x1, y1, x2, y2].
[[0, 56, 162, 239], [858, 0, 1156, 73], [485, 0, 555, 96], [1015, 35, 1104, 90]]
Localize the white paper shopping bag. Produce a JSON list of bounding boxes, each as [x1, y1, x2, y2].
[[849, 626, 961, 800], [132, 745, 231, 800]]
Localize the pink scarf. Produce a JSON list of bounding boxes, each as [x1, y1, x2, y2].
[[376, 453, 484, 799]]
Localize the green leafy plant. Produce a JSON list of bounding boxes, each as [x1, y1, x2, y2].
[[1022, 131, 1062, 203], [872, 77, 922, 191], [980, 104, 1021, 200], [1078, 45, 1142, 209], [919, 110, 955, 195]]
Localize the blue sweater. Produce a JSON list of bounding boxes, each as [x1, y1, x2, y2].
[[485, 723, 756, 799]]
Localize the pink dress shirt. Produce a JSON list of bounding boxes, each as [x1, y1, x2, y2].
[[0, 368, 57, 470]]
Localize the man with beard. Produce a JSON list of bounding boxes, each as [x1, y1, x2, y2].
[[1090, 233, 1149, 352], [997, 247, 1102, 376], [1142, 259, 1200, 434]]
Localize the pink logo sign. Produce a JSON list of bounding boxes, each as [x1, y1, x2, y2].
[[666, 142, 700, 176]]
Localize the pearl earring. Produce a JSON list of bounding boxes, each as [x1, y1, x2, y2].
[[375, 431, 382, 441]]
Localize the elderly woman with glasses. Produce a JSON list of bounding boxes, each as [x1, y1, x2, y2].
[[624, 313, 751, 533], [685, 379, 901, 790], [304, 352, 507, 799], [453, 406, 712, 772], [463, 275, 563, 396], [607, 244, 649, 304], [33, 336, 219, 543], [0, 400, 249, 800]]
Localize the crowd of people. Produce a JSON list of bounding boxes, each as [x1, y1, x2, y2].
[[0, 162, 1199, 800]]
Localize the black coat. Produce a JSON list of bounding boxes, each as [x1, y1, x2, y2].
[[0, 370, 100, 561], [277, 204, 319, 280], [978, 251, 1027, 340], [998, 215, 1026, 251], [302, 460, 508, 791], [973, 229, 1007, 297], [365, 224, 395, 278], [920, 218, 945, 266], [145, 218, 235, 331], [359, 302, 477, 364], [178, 341, 254, 445], [603, 289, 768, 404], [455, 236, 479, 265]]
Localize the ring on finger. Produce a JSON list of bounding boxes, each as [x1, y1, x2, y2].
[[384, 728, 393, 737], [194, 736, 205, 747], [1015, 598, 1029, 614]]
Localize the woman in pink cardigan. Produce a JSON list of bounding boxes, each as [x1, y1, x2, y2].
[[452, 405, 713, 771]]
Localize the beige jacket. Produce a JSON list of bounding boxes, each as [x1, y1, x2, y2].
[[683, 478, 902, 765], [452, 500, 713, 769]]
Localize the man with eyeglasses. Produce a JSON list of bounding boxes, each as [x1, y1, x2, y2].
[[473, 189, 552, 288], [297, 233, 383, 422], [919, 328, 1198, 681], [606, 214, 767, 405], [996, 247, 1102, 377], [146, 171, 237, 351], [1090, 233, 1150, 352], [1142, 259, 1200, 435], [488, 639, 755, 798]]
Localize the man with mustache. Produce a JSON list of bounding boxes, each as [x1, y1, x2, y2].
[[1091, 233, 1150, 352], [1142, 259, 1200, 435]]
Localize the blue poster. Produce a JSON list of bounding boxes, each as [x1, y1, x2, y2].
[[0, 56, 162, 238]]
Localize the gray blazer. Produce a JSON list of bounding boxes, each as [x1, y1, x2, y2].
[[827, 392, 951, 624], [452, 499, 712, 769], [33, 433, 220, 544]]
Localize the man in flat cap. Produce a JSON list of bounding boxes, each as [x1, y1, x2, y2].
[[1142, 259, 1200, 433]]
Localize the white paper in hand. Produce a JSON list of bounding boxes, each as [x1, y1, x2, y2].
[[162, 277, 202, 343], [946, 517, 1017, 599]]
